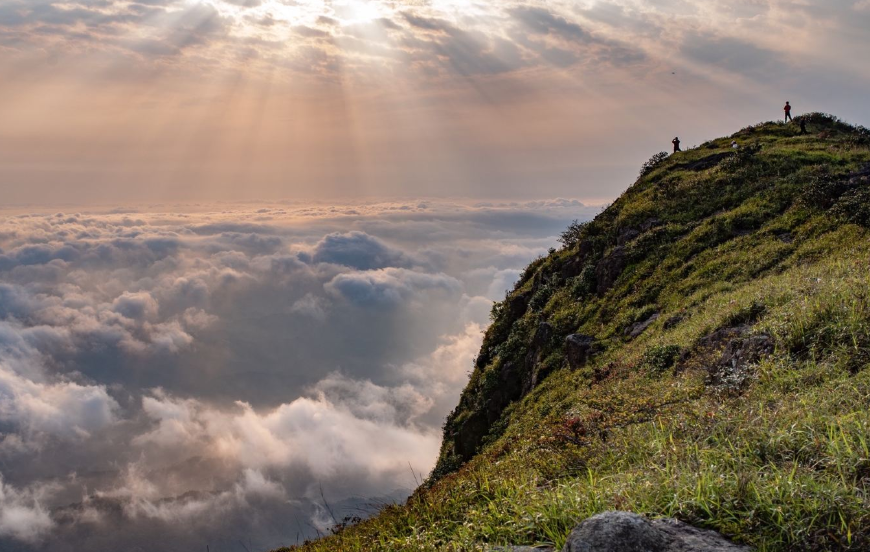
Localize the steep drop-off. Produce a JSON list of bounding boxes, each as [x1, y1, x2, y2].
[[281, 114, 870, 551]]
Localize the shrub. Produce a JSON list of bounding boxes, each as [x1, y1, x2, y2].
[[832, 187, 870, 227], [569, 264, 597, 298], [529, 283, 555, 311], [640, 344, 682, 376], [797, 176, 847, 210], [639, 151, 669, 178], [559, 220, 588, 249]]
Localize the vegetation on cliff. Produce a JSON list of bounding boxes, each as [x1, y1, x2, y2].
[[278, 114, 870, 551]]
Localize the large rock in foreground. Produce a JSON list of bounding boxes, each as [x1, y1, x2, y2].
[[562, 511, 750, 552]]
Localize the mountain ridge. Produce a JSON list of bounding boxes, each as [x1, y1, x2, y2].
[[279, 113, 870, 551]]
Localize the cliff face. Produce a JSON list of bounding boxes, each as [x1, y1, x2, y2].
[[433, 114, 870, 481], [284, 114, 870, 551]]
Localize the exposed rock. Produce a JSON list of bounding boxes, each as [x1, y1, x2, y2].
[[711, 333, 773, 391], [508, 292, 530, 318], [566, 334, 596, 370], [690, 325, 773, 393], [617, 227, 641, 246], [640, 217, 662, 232], [595, 246, 627, 295], [663, 313, 685, 329], [561, 257, 584, 279], [625, 312, 659, 339], [453, 411, 489, 460], [775, 232, 794, 244], [613, 219, 661, 258], [524, 323, 556, 394], [532, 322, 554, 348], [562, 511, 750, 552]]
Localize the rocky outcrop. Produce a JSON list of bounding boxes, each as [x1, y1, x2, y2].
[[692, 325, 773, 392], [562, 511, 750, 552], [595, 246, 627, 295], [565, 334, 596, 370], [524, 323, 556, 393]]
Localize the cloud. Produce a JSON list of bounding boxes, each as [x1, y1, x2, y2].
[[0, 476, 54, 543], [0, 200, 581, 549], [112, 292, 159, 321], [326, 268, 461, 308], [0, 367, 119, 440], [680, 31, 781, 75], [311, 231, 412, 270], [290, 293, 327, 321]]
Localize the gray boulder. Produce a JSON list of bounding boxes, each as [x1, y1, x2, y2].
[[565, 334, 596, 370], [562, 511, 749, 552]]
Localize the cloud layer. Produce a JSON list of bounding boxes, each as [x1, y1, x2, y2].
[[0, 199, 594, 551]]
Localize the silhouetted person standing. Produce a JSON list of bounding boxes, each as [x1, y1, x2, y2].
[[800, 119, 807, 135], [784, 101, 792, 122], [672, 137, 681, 153]]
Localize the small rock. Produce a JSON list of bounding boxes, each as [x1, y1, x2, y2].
[[663, 313, 685, 329], [562, 511, 750, 552], [640, 217, 662, 232], [625, 313, 660, 339], [566, 334, 596, 369]]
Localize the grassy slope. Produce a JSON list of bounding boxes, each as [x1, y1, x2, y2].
[[278, 115, 870, 551]]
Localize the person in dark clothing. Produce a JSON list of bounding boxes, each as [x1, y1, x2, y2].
[[784, 101, 792, 122], [672, 137, 681, 153], [799, 119, 807, 135]]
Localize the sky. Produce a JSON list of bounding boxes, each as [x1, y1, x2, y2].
[[0, 0, 868, 204]]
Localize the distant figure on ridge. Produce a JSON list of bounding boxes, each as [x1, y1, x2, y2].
[[672, 137, 681, 153], [784, 101, 792, 122], [799, 119, 808, 135]]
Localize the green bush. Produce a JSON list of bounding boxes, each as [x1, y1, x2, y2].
[[559, 220, 589, 249], [639, 151, 670, 178], [640, 344, 682, 376]]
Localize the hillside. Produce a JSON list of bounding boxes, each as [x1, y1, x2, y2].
[[278, 114, 870, 551]]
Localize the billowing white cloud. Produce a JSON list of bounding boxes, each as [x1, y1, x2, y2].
[[0, 476, 54, 543], [0, 199, 591, 549]]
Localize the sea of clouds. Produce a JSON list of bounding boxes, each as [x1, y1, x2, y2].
[[0, 199, 597, 551]]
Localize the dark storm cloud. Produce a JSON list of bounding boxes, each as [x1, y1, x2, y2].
[[0, 200, 593, 551]]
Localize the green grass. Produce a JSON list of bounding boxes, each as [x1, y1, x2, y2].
[[276, 114, 870, 551]]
